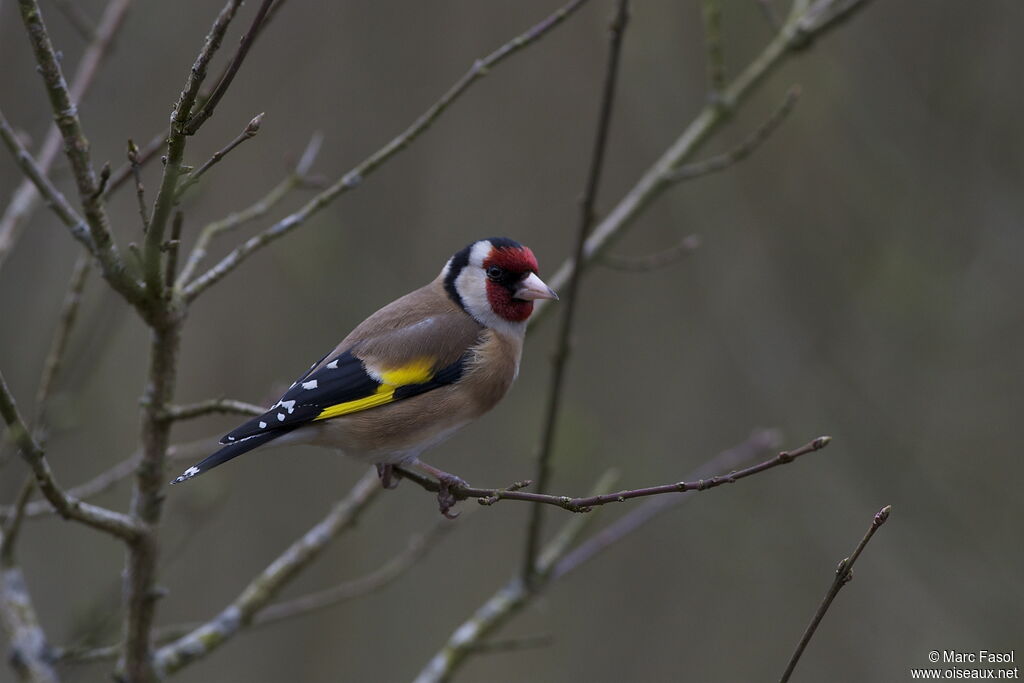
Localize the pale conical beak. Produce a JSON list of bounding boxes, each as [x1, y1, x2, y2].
[[514, 272, 559, 301]]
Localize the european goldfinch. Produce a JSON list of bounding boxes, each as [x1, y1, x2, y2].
[[171, 237, 557, 515]]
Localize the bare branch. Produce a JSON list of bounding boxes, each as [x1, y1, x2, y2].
[[181, 0, 596, 302], [0, 438, 215, 520], [0, 370, 141, 541], [523, 0, 630, 584], [600, 233, 700, 272], [669, 84, 801, 182], [125, 139, 151, 230], [161, 398, 264, 422], [398, 436, 829, 513], [175, 131, 323, 291], [0, 0, 133, 273], [0, 108, 93, 249], [153, 468, 382, 676], [779, 504, 891, 682], [16, 0, 146, 309], [551, 428, 780, 580], [142, 0, 243, 298], [105, 131, 165, 201], [175, 112, 263, 200], [528, 0, 877, 328], [183, 0, 275, 135]]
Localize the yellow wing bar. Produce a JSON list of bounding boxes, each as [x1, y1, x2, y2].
[[313, 358, 435, 421]]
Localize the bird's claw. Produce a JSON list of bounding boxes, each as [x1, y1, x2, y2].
[[376, 463, 401, 490], [436, 473, 468, 519]]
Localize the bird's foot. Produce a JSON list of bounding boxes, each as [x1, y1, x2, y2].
[[435, 472, 469, 519], [411, 459, 469, 519], [375, 463, 401, 490]]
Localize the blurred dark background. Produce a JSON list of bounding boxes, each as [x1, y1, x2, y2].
[[1, 1, 1022, 681]]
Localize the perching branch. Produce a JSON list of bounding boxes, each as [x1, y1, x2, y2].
[[398, 435, 829, 513], [181, 0, 596, 302], [529, 0, 877, 329], [523, 0, 630, 585], [0, 0, 133, 273], [153, 468, 382, 676], [0, 370, 141, 541], [551, 428, 780, 579], [779, 504, 891, 683]]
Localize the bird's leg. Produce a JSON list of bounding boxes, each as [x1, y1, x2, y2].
[[410, 459, 469, 519], [375, 463, 401, 490]]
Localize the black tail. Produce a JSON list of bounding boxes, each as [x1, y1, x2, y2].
[[170, 427, 296, 484]]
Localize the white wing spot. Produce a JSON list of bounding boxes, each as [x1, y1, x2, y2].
[[302, 380, 318, 390], [227, 436, 236, 441], [279, 399, 296, 414], [259, 421, 267, 429], [277, 413, 285, 421], [327, 359, 339, 369]]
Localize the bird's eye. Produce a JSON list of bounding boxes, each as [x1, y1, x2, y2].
[[486, 265, 504, 281]]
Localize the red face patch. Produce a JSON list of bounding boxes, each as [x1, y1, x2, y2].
[[484, 246, 539, 323]]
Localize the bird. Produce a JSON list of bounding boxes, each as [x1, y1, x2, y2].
[[170, 237, 557, 516]]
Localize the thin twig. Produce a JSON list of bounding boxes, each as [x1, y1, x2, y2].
[[142, 0, 243, 298], [523, 0, 630, 585], [127, 139, 151, 230], [153, 468, 382, 676], [779, 505, 892, 683], [163, 211, 184, 288], [161, 398, 264, 422], [175, 112, 263, 199], [0, 370, 141, 541], [183, 0, 275, 135], [669, 84, 801, 182], [0, 107, 93, 248], [0, 478, 35, 562], [106, 131, 165, 201], [175, 131, 323, 291], [16, 0, 146, 309], [600, 234, 700, 272], [182, 0, 596, 302], [0, 0, 133, 273], [398, 436, 829, 513]]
